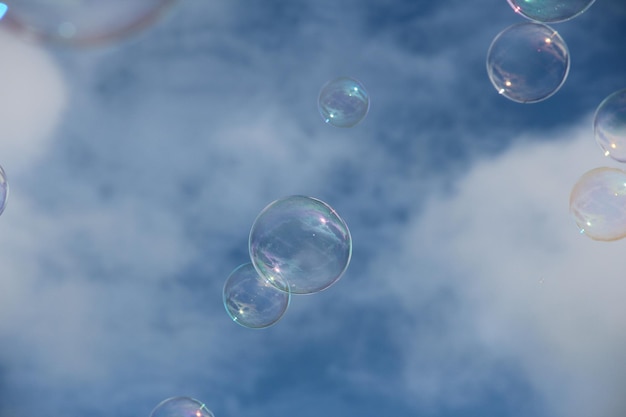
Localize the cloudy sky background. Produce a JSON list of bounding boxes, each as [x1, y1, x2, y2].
[[0, 0, 625, 416]]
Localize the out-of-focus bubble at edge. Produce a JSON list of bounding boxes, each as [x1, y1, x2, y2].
[[0, 3, 7, 20], [0, 164, 8, 216], [0, 0, 179, 48]]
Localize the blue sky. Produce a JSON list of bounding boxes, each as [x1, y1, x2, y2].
[[0, 0, 625, 416]]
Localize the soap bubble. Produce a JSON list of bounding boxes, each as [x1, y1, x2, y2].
[[507, 0, 596, 23], [318, 77, 369, 128], [2, 0, 176, 46], [569, 167, 626, 241], [0, 3, 7, 20], [0, 165, 8, 216], [486, 23, 569, 103], [249, 196, 352, 295], [594, 89, 626, 163], [223, 263, 290, 329], [150, 397, 215, 417]]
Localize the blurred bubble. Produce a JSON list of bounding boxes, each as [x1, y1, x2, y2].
[[0, 3, 7, 20], [594, 89, 626, 163], [150, 397, 215, 417], [507, 0, 596, 23], [249, 196, 352, 295], [223, 263, 290, 329], [318, 77, 369, 128], [2, 0, 176, 46], [486, 23, 569, 103], [569, 167, 626, 241], [0, 165, 8, 216]]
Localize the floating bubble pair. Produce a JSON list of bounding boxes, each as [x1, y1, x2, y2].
[[223, 196, 352, 329], [570, 89, 626, 242]]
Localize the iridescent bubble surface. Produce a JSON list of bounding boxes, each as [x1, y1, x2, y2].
[[249, 196, 352, 295], [150, 397, 215, 417], [569, 167, 626, 241], [486, 23, 569, 103], [0, 3, 7, 20], [223, 263, 290, 329], [594, 89, 626, 163], [318, 77, 369, 128], [2, 0, 176, 46], [507, 0, 596, 23], [0, 165, 8, 216]]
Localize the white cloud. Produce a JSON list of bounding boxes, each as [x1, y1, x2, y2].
[[381, 117, 626, 416]]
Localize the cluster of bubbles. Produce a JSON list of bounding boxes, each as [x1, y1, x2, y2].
[[486, 0, 596, 103], [223, 195, 352, 329], [0, 0, 176, 46], [150, 397, 215, 417], [318, 77, 370, 128], [570, 89, 626, 241], [483, 0, 626, 243]]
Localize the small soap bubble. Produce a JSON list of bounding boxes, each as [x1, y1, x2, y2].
[[486, 23, 569, 103], [150, 397, 215, 417], [318, 77, 369, 128], [594, 89, 626, 163], [2, 0, 176, 46], [249, 196, 352, 295], [507, 0, 596, 23], [223, 263, 290, 329], [569, 167, 626, 241], [0, 165, 8, 216]]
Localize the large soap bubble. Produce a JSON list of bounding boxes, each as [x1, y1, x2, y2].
[[507, 0, 596, 23], [150, 397, 215, 417], [2, 0, 176, 46], [249, 196, 352, 295], [569, 167, 626, 241], [594, 89, 626, 163], [223, 263, 290, 329], [486, 23, 569, 103], [318, 77, 370, 128], [0, 165, 8, 216]]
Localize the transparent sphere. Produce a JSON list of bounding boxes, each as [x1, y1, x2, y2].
[[223, 263, 290, 329], [0, 165, 8, 216], [507, 0, 596, 23], [569, 167, 626, 241], [594, 89, 626, 163], [249, 196, 352, 295], [486, 23, 569, 103], [318, 77, 370, 128], [150, 397, 215, 417], [2, 0, 176, 46]]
